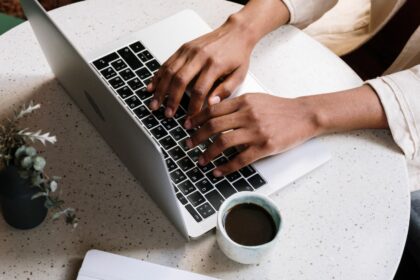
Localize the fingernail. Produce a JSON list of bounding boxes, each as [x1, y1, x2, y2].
[[213, 169, 222, 177], [149, 99, 158, 110], [165, 108, 173, 118], [209, 96, 221, 105], [147, 83, 153, 92], [198, 156, 205, 166], [184, 119, 191, 129], [186, 139, 193, 149]]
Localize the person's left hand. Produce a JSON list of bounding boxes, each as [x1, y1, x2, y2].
[[184, 93, 321, 177]]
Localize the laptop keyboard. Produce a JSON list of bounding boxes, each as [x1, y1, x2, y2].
[[92, 41, 267, 223]]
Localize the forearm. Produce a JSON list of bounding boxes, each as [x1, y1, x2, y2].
[[226, 0, 291, 46], [302, 85, 389, 135]]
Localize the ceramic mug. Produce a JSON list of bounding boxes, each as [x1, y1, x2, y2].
[[216, 192, 282, 264]]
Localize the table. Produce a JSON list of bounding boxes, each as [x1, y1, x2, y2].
[[0, 0, 410, 279]]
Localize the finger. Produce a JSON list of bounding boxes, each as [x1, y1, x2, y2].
[[213, 146, 263, 177], [208, 65, 248, 106], [150, 57, 187, 110], [198, 129, 252, 165], [165, 57, 207, 118], [184, 98, 240, 130], [187, 65, 222, 116], [147, 50, 181, 92], [189, 112, 245, 148]]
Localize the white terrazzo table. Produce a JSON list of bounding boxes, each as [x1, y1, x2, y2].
[[0, 0, 410, 279]]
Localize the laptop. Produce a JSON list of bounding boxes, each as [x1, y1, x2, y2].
[[20, 0, 330, 239], [77, 250, 218, 280]]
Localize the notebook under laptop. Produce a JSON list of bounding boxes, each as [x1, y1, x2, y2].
[[20, 0, 331, 239]]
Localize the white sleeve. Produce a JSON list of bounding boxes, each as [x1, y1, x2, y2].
[[367, 65, 420, 161], [281, 0, 338, 28]]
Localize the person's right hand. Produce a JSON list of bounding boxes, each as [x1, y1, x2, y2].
[[147, 15, 256, 118]]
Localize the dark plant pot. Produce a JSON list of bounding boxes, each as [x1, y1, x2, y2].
[[0, 165, 47, 229]]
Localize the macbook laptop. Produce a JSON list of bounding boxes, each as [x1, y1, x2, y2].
[[20, 0, 330, 239]]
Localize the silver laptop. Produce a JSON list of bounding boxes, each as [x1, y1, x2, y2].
[[21, 0, 330, 239]]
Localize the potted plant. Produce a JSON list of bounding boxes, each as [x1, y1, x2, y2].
[[0, 101, 77, 229]]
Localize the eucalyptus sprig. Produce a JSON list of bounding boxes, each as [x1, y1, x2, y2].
[[0, 101, 77, 228]]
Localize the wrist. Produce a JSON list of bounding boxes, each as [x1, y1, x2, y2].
[[223, 12, 260, 48], [296, 95, 329, 137]]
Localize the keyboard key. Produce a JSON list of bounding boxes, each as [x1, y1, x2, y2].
[[149, 125, 167, 139], [206, 171, 223, 184], [198, 161, 215, 174], [173, 184, 178, 193], [215, 180, 236, 199], [170, 127, 188, 141], [117, 47, 143, 70], [159, 136, 176, 150], [177, 157, 194, 172], [120, 68, 135, 81], [179, 94, 190, 110], [168, 146, 186, 161], [174, 107, 186, 119], [127, 78, 144, 91], [161, 149, 169, 158], [248, 174, 266, 189], [111, 59, 127, 71], [179, 139, 191, 152], [186, 167, 204, 183], [100, 67, 117, 79], [138, 50, 153, 62], [239, 165, 256, 178], [187, 191, 205, 207], [116, 86, 133, 99], [165, 158, 177, 172], [198, 140, 211, 151], [224, 147, 238, 158], [233, 178, 253, 192], [186, 128, 197, 136], [146, 59, 160, 72], [152, 106, 166, 120], [133, 105, 149, 119], [176, 192, 188, 205], [93, 52, 119, 70], [197, 202, 215, 219], [185, 204, 202, 222], [141, 115, 159, 129], [196, 178, 213, 194], [124, 95, 142, 109], [161, 118, 178, 130], [214, 156, 229, 167], [187, 148, 201, 162], [178, 180, 195, 195], [109, 76, 124, 89], [170, 169, 186, 185], [136, 87, 153, 101], [129, 41, 145, 53], [205, 190, 224, 210], [136, 67, 152, 80], [226, 171, 241, 182], [143, 77, 153, 86]]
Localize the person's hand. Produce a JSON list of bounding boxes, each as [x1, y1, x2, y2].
[[147, 15, 256, 118], [184, 93, 321, 176]]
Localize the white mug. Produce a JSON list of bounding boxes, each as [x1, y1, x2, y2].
[[216, 192, 282, 264]]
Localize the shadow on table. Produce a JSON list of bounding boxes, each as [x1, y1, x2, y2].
[[0, 76, 192, 279]]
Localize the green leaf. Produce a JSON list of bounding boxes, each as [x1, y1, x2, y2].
[[33, 156, 46, 171], [14, 145, 27, 158], [49, 181, 58, 192], [31, 192, 47, 200], [21, 156, 33, 169], [25, 146, 37, 157], [31, 174, 42, 187], [52, 211, 63, 220]]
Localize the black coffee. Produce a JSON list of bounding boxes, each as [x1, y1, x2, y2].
[[224, 203, 277, 246]]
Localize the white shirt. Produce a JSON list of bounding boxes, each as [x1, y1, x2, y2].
[[282, 0, 420, 190]]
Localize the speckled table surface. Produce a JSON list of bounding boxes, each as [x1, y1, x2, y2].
[[0, 0, 411, 279]]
